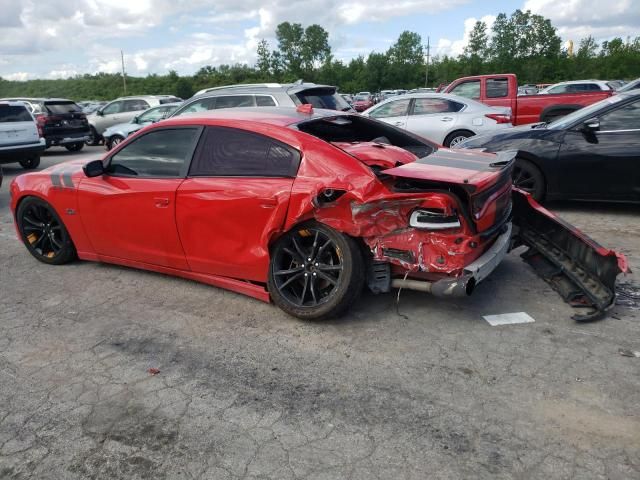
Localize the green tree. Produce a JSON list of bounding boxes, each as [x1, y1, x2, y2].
[[256, 39, 272, 77], [275, 22, 305, 77], [301, 25, 331, 72], [463, 21, 488, 74]]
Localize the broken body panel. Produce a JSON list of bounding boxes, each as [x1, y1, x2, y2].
[[9, 108, 628, 320]]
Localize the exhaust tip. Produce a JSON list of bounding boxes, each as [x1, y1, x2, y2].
[[465, 277, 476, 296]]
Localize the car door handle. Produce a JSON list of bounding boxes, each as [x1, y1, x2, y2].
[[440, 117, 454, 122], [154, 197, 170, 208], [394, 121, 405, 126], [260, 199, 277, 209]]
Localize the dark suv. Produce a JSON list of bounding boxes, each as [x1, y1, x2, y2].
[[0, 98, 90, 152], [171, 82, 352, 117]]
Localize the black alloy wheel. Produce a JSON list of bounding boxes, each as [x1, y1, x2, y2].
[[107, 135, 124, 150], [65, 142, 85, 152], [268, 223, 364, 320], [17, 197, 76, 265], [512, 158, 545, 201], [19, 155, 40, 170]]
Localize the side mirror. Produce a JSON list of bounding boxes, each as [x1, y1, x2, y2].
[[132, 116, 139, 124], [96, 109, 104, 116], [582, 117, 600, 132], [83, 159, 105, 177]]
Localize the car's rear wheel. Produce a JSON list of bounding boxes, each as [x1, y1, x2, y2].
[[106, 135, 124, 150], [65, 142, 84, 152], [444, 130, 474, 148], [513, 158, 545, 201], [268, 222, 364, 320], [19, 155, 40, 170], [17, 197, 76, 265], [85, 126, 100, 146]]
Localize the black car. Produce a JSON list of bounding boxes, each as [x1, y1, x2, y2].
[[0, 98, 90, 152], [457, 91, 640, 202]]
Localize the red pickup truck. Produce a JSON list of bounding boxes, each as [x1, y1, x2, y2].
[[442, 74, 613, 125]]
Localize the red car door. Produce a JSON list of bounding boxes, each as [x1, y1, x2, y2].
[[176, 126, 300, 282], [78, 127, 202, 269]]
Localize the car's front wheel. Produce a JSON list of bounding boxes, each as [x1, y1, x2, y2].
[[513, 158, 545, 201], [19, 155, 40, 170], [106, 135, 124, 150], [65, 142, 84, 152], [17, 197, 76, 265], [268, 222, 364, 320]]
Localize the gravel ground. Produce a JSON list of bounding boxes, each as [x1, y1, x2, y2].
[[0, 147, 638, 479]]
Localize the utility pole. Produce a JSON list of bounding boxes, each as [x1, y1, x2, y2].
[[424, 36, 430, 88], [121, 50, 127, 95]]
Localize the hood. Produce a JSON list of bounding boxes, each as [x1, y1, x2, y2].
[[104, 122, 144, 136], [382, 148, 516, 192]]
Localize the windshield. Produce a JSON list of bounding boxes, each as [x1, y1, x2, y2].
[[547, 95, 626, 130]]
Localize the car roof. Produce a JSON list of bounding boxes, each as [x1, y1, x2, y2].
[[0, 97, 74, 102], [0, 100, 31, 108], [192, 82, 335, 98], [160, 106, 346, 127]]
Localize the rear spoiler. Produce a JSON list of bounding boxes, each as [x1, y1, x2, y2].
[[511, 189, 629, 321]]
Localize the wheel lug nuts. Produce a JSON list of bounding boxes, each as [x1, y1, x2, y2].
[[313, 272, 317, 276], [315, 263, 318, 266]]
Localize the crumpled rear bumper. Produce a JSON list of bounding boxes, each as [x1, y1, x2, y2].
[[511, 189, 629, 321]]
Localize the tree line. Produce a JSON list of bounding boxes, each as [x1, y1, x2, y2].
[[1, 9, 639, 101]]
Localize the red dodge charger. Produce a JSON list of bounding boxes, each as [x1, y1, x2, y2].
[[10, 106, 627, 320]]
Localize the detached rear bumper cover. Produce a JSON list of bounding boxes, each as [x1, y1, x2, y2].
[[511, 189, 629, 321]]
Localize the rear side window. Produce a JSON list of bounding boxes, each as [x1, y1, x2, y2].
[[0, 105, 33, 122], [215, 95, 255, 109], [256, 95, 277, 107], [189, 126, 300, 177], [123, 99, 150, 112], [108, 128, 200, 177], [412, 98, 463, 115], [175, 97, 217, 115], [45, 102, 82, 114], [486, 78, 509, 98]]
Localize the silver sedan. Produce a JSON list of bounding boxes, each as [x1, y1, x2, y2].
[[361, 93, 512, 147]]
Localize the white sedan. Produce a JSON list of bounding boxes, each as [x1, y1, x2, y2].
[[361, 93, 512, 147]]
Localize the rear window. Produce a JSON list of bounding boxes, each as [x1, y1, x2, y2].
[[293, 89, 350, 111], [0, 105, 33, 122], [45, 102, 82, 114], [486, 78, 509, 98]]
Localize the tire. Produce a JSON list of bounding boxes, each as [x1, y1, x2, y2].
[[106, 135, 124, 150], [16, 196, 76, 265], [513, 158, 545, 201], [19, 155, 40, 170], [444, 130, 474, 148], [268, 222, 365, 320], [85, 126, 100, 146], [65, 142, 84, 152]]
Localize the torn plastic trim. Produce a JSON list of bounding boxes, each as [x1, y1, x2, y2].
[[511, 189, 629, 321]]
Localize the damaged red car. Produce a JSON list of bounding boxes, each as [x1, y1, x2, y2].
[[10, 107, 628, 321]]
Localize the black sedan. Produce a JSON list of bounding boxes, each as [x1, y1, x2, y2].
[[457, 91, 640, 202]]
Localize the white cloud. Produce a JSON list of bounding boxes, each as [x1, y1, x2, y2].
[[523, 0, 640, 42], [436, 15, 495, 57], [4, 72, 33, 81]]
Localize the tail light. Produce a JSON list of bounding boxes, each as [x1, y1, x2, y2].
[[409, 208, 461, 230], [485, 113, 511, 124]]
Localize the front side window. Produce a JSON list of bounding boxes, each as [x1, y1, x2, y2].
[[599, 100, 640, 131], [174, 97, 217, 115], [369, 99, 410, 118], [102, 101, 123, 115], [215, 95, 255, 109], [449, 80, 480, 99], [189, 127, 300, 177], [412, 98, 462, 115], [107, 128, 200, 177], [123, 99, 150, 112]]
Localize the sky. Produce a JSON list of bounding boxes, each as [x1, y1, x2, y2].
[[0, 0, 639, 81]]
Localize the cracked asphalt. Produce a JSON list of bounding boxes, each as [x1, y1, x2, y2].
[[1, 147, 639, 479]]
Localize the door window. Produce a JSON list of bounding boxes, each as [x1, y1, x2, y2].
[[412, 98, 463, 115], [486, 78, 509, 98], [174, 97, 217, 115], [102, 101, 123, 115], [546, 85, 568, 94], [215, 95, 255, 109], [449, 80, 480, 99], [138, 106, 170, 123], [107, 128, 200, 177], [256, 95, 277, 107], [123, 99, 150, 112], [189, 126, 300, 177], [599, 100, 640, 131], [369, 99, 410, 118]]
